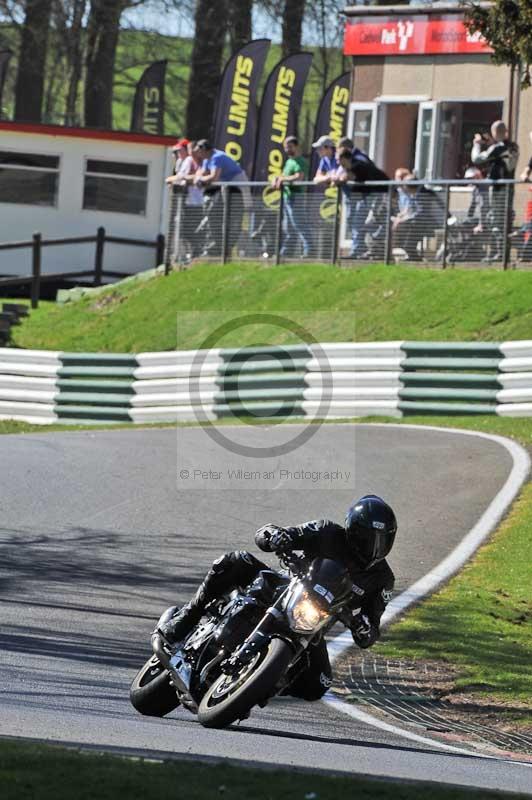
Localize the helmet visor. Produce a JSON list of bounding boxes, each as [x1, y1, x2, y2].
[[354, 528, 396, 567]]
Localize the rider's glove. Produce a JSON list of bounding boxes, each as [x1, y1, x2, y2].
[[350, 612, 378, 649], [255, 524, 292, 553]]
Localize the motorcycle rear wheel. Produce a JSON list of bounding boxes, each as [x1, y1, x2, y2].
[[197, 637, 292, 729], [130, 655, 179, 717]]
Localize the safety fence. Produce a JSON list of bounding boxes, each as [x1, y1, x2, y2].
[[1, 341, 531, 425], [165, 180, 532, 271]]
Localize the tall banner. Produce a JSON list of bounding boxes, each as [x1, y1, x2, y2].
[[130, 60, 167, 135], [212, 39, 271, 178], [252, 52, 313, 207], [0, 50, 13, 115], [310, 71, 350, 178]]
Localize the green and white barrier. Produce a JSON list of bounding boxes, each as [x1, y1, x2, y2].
[[0, 341, 531, 424]]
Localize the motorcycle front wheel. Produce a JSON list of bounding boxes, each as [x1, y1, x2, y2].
[[130, 655, 180, 717], [197, 637, 293, 729]]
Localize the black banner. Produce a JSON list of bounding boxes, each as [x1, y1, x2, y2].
[[252, 52, 313, 210], [0, 49, 13, 116], [212, 39, 271, 178], [130, 60, 167, 135], [309, 71, 350, 178]]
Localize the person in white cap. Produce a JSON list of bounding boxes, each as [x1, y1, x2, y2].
[[312, 135, 337, 186]]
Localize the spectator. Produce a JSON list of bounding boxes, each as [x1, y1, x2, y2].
[[312, 135, 337, 185], [335, 146, 389, 258], [471, 120, 519, 260], [331, 138, 354, 186], [393, 167, 412, 215], [173, 141, 204, 259], [446, 166, 490, 262], [311, 135, 338, 257], [191, 139, 247, 257], [171, 140, 201, 193], [338, 136, 354, 150], [272, 135, 312, 258], [519, 131, 532, 182], [465, 166, 490, 260], [193, 139, 247, 185], [508, 132, 532, 261], [465, 166, 489, 231], [165, 138, 189, 184], [393, 179, 446, 261]]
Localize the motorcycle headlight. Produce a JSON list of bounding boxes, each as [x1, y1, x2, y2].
[[286, 587, 330, 633]]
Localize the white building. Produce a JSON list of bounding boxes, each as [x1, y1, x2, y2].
[[0, 121, 176, 277]]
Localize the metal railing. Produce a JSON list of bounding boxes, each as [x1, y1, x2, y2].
[[165, 179, 532, 271], [0, 227, 165, 308]]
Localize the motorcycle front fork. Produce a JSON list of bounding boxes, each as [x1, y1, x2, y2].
[[222, 606, 314, 676]]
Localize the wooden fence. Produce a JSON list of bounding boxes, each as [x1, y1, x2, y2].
[[0, 227, 166, 308]]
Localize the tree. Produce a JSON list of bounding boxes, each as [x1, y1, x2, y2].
[[465, 0, 532, 88], [185, 0, 227, 139], [281, 0, 305, 57], [14, 0, 53, 122], [84, 0, 126, 128], [228, 0, 252, 54], [64, 0, 87, 124]]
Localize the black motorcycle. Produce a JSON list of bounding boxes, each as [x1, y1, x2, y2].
[[130, 554, 355, 729]]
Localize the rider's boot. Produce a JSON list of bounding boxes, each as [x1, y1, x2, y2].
[[157, 602, 203, 647]]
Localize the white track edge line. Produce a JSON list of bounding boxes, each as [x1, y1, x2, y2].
[[323, 423, 531, 760]]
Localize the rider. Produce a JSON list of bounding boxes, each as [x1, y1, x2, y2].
[[158, 495, 397, 700]]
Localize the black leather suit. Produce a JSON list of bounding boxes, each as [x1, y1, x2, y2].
[[183, 519, 395, 701]]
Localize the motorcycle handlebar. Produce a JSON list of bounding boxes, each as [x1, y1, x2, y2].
[[278, 551, 308, 577]]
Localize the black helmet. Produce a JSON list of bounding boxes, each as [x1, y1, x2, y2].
[[345, 495, 397, 568]]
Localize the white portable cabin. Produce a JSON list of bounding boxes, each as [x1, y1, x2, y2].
[[0, 121, 176, 278]]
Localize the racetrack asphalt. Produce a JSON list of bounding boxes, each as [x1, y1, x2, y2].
[[1, 423, 531, 794]]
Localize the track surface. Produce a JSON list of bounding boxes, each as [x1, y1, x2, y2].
[[1, 424, 530, 793]]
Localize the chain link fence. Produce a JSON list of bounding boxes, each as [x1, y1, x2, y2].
[[165, 180, 532, 271]]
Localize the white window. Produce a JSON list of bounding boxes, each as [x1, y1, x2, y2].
[[83, 159, 149, 215], [348, 103, 378, 159], [415, 102, 437, 180], [0, 150, 60, 207]]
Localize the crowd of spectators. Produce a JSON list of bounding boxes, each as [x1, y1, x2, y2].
[[166, 119, 532, 264], [166, 138, 248, 257]]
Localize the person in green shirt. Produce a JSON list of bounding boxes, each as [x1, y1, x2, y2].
[[272, 135, 312, 257]]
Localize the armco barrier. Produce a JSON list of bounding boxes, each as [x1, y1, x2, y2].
[[0, 341, 531, 425]]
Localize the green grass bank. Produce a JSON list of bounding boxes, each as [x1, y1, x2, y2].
[[9, 262, 532, 352], [366, 416, 531, 718], [0, 739, 528, 800]]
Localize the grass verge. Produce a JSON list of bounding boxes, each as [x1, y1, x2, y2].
[[362, 416, 532, 718], [0, 739, 528, 800], [9, 262, 532, 352]]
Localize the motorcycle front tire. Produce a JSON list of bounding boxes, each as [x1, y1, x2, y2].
[[130, 655, 179, 717], [197, 637, 293, 729]]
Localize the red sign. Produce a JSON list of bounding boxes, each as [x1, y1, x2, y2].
[[344, 16, 492, 57]]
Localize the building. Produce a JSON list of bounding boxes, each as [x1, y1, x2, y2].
[[0, 121, 176, 277], [343, 3, 530, 182]]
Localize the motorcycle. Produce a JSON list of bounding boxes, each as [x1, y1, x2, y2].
[[130, 553, 356, 729]]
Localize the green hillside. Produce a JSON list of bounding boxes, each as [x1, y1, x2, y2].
[[11, 262, 532, 352]]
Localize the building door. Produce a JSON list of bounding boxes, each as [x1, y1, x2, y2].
[[378, 103, 418, 177]]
